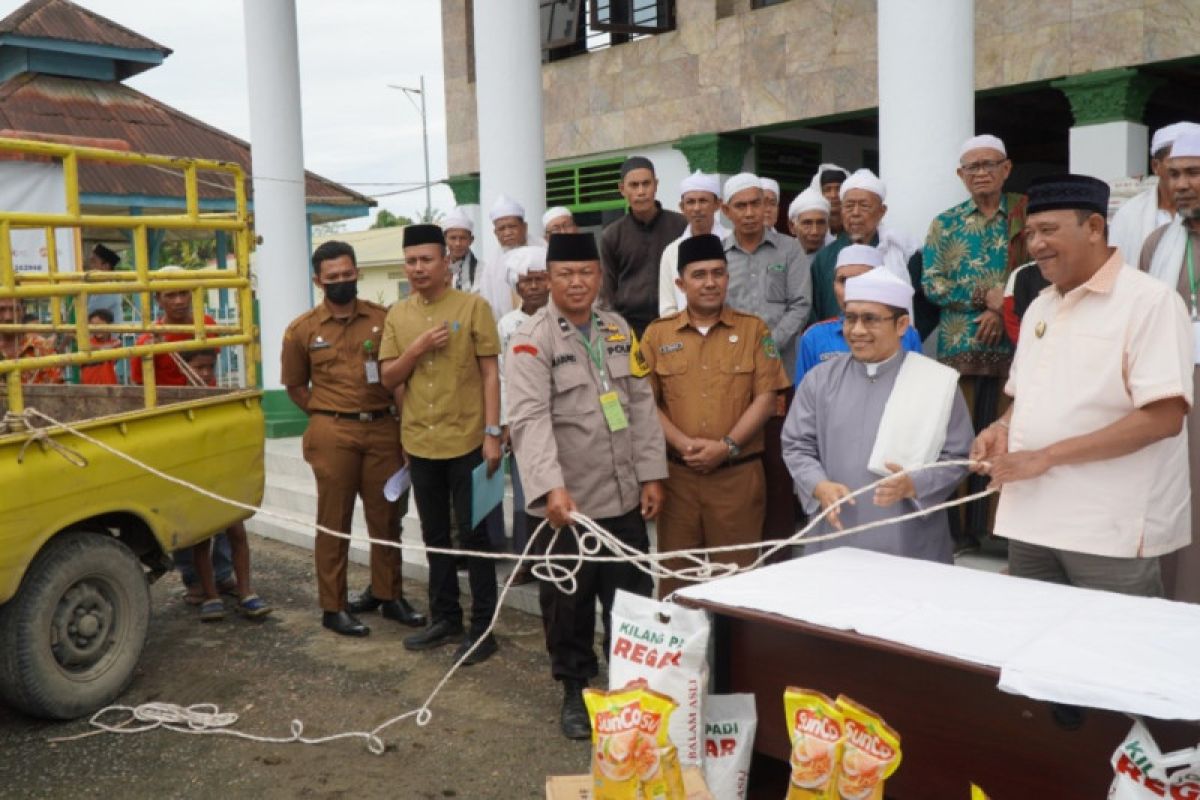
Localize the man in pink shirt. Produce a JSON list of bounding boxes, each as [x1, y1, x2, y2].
[[971, 174, 1193, 597]]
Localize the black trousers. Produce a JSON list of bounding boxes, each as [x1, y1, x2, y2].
[[408, 448, 497, 635], [530, 508, 653, 683]]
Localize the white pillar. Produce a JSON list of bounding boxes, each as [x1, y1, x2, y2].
[[243, 0, 309, 399], [1069, 122, 1148, 182], [877, 0, 974, 240], [473, 1, 545, 264]]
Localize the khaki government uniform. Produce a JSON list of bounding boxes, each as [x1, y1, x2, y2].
[[281, 299, 404, 613], [506, 300, 668, 682], [642, 306, 790, 597], [379, 288, 501, 633]]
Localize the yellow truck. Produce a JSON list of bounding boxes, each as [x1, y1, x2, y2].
[[0, 139, 264, 719]]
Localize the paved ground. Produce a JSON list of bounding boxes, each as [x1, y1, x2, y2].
[[0, 535, 596, 799]]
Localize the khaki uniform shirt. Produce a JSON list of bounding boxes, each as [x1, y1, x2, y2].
[[506, 301, 668, 519], [280, 300, 392, 412], [642, 306, 790, 457], [379, 288, 500, 460]]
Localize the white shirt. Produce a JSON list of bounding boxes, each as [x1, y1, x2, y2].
[[656, 220, 731, 317], [497, 306, 532, 424]]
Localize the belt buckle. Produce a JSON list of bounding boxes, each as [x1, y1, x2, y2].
[[357, 411, 371, 422]]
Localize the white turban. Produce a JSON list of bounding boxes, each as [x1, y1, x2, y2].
[[787, 187, 830, 220], [809, 162, 849, 192], [1152, 122, 1200, 157], [959, 134, 1006, 160], [542, 206, 572, 228], [679, 170, 720, 199], [503, 245, 547, 289], [1169, 130, 1200, 160], [488, 193, 525, 222], [839, 168, 886, 202], [441, 207, 473, 234], [759, 177, 780, 196], [835, 244, 884, 272], [722, 172, 761, 203], [845, 267, 913, 312]]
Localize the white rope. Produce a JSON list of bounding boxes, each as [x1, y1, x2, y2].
[[21, 406, 995, 752]]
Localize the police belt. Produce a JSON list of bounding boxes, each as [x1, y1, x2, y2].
[[667, 451, 763, 471], [310, 407, 397, 422]]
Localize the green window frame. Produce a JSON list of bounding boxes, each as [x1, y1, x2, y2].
[[546, 157, 628, 213]]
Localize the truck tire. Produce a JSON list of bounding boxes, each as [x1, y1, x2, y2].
[[0, 532, 150, 720]]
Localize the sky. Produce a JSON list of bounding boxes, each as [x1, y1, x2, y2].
[[65, 0, 455, 230]]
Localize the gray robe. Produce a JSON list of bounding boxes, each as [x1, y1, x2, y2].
[[781, 351, 974, 562]]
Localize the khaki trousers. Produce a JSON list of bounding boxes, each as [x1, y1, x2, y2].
[[302, 413, 404, 612]]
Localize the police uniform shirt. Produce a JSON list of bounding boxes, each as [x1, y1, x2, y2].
[[280, 300, 392, 412], [641, 306, 790, 457], [379, 288, 500, 460], [505, 301, 668, 520]]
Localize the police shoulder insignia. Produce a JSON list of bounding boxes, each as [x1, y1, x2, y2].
[[513, 343, 538, 357], [761, 334, 779, 359], [629, 331, 650, 378]]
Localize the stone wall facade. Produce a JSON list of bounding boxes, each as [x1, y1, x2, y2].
[[442, 0, 1200, 177]]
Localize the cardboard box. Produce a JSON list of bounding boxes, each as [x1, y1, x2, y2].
[[545, 765, 714, 800]]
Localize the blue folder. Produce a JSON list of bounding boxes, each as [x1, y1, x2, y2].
[[470, 455, 506, 529]]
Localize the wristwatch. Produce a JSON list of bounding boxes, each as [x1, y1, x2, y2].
[[484, 425, 503, 438], [722, 436, 741, 459]]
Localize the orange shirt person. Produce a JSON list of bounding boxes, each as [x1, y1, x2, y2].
[[130, 267, 216, 386], [0, 299, 63, 384], [80, 308, 120, 385]]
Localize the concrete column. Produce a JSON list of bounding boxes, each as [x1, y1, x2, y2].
[[877, 0, 974, 240], [1053, 68, 1161, 182], [243, 0, 310, 437], [472, 1, 545, 262]]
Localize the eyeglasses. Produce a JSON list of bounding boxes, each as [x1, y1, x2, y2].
[[960, 160, 1007, 174], [843, 313, 898, 328]]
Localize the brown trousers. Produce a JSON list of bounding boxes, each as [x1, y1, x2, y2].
[[302, 414, 403, 612], [656, 458, 766, 599]]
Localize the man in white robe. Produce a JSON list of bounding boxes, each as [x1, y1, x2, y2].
[[782, 268, 973, 562], [1110, 121, 1199, 265], [657, 171, 730, 316]]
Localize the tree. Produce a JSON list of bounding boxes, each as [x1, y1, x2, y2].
[[371, 209, 413, 228]]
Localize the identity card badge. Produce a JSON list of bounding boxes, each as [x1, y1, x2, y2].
[[599, 391, 628, 432], [364, 340, 381, 384]]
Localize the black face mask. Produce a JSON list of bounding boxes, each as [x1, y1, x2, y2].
[[323, 280, 357, 304]]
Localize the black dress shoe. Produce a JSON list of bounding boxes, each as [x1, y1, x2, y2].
[[347, 587, 382, 614], [380, 597, 427, 628], [453, 633, 498, 666], [322, 610, 370, 637], [560, 679, 590, 740], [403, 618, 464, 651]]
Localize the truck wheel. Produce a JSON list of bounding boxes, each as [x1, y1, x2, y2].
[[0, 532, 150, 720]]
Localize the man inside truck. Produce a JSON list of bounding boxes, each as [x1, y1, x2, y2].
[[0, 298, 63, 384], [130, 266, 217, 387]]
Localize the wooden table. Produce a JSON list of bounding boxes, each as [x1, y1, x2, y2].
[[678, 596, 1199, 800]]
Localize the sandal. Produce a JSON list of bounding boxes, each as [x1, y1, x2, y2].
[[237, 594, 272, 619], [199, 599, 225, 622]]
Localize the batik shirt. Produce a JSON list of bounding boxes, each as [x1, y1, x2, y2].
[[922, 192, 1028, 377]]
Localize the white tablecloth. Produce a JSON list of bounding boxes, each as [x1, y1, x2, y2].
[[675, 548, 1200, 721]]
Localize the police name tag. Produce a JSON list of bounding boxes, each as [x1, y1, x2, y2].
[[365, 360, 381, 384], [599, 391, 628, 432]]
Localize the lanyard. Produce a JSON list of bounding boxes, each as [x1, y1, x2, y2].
[[576, 315, 610, 391], [1187, 237, 1198, 319]]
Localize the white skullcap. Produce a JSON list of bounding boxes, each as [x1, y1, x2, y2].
[[722, 172, 761, 202], [787, 187, 830, 220], [1169, 130, 1200, 160], [839, 168, 886, 202], [441, 207, 473, 234], [809, 162, 849, 192], [959, 134, 1006, 159], [541, 206, 572, 228], [488, 193, 525, 222], [1152, 122, 1200, 157], [835, 244, 884, 272], [845, 267, 914, 312], [759, 177, 780, 196], [679, 170, 720, 199], [503, 245, 547, 289]]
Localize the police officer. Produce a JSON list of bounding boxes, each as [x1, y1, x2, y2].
[[281, 240, 425, 637], [506, 232, 668, 740], [641, 234, 790, 598]]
